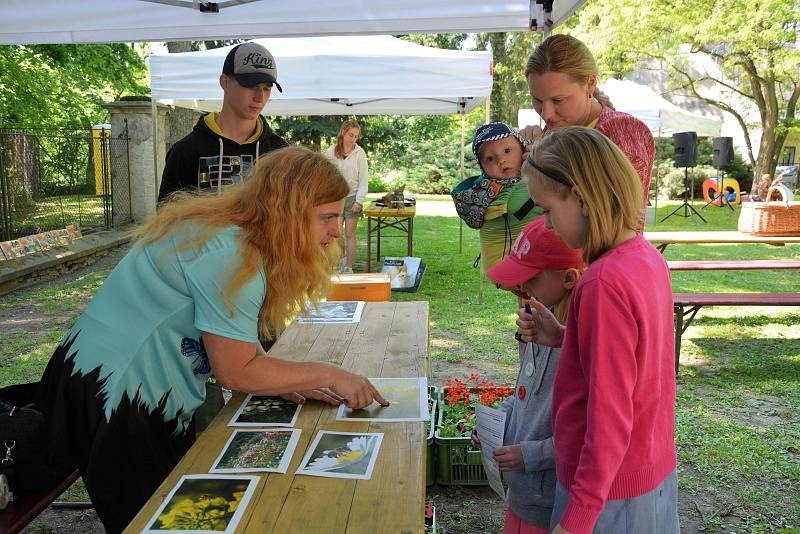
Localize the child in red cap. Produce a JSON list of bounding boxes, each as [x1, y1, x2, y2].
[[473, 217, 584, 534]]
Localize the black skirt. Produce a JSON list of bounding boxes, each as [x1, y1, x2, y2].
[[36, 332, 196, 533]]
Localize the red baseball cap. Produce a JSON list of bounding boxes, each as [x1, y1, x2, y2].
[[487, 217, 584, 287]]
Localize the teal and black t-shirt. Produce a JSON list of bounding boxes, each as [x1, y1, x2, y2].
[[62, 224, 265, 432]]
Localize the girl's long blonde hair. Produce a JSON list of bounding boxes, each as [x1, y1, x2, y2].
[[523, 126, 642, 264], [139, 146, 350, 339], [333, 120, 361, 159]]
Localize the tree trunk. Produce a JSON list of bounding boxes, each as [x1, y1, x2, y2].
[[165, 41, 196, 152]]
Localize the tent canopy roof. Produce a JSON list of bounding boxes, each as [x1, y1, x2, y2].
[[599, 79, 722, 137], [150, 36, 493, 115], [0, 0, 587, 45]]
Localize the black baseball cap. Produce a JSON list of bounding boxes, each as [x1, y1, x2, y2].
[[222, 42, 283, 93]]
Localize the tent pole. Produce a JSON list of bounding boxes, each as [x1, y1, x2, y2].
[[654, 124, 662, 226], [151, 99, 159, 209], [459, 113, 465, 254]]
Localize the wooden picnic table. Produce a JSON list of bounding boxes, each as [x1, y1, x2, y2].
[[364, 204, 416, 272], [667, 259, 800, 271], [124, 301, 430, 534], [644, 231, 800, 253]]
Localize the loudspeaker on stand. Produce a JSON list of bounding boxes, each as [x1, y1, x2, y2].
[[712, 136, 734, 168], [673, 131, 697, 168]]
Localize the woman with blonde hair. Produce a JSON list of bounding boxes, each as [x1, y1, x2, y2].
[[325, 120, 369, 273], [35, 146, 387, 533], [518, 127, 679, 534], [522, 34, 655, 230]]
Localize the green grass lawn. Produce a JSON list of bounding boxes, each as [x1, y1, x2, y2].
[[10, 194, 107, 237], [0, 197, 797, 531]]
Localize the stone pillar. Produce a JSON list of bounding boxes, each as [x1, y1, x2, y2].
[[105, 99, 168, 224]]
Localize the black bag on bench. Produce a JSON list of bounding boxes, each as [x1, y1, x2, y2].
[[0, 383, 64, 506]]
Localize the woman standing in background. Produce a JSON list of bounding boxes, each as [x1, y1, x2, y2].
[[326, 120, 369, 273]]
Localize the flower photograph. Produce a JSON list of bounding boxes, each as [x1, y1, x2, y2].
[[337, 377, 428, 422], [143, 474, 258, 533], [296, 431, 383, 480], [228, 394, 302, 427], [297, 301, 365, 324], [211, 429, 301, 474]]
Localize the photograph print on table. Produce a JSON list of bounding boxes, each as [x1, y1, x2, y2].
[[296, 431, 383, 480], [336, 377, 429, 422], [211, 429, 302, 474], [297, 301, 365, 324], [142, 474, 258, 533], [228, 394, 302, 427]]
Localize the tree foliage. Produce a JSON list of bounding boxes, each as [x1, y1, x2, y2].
[[475, 32, 539, 126], [567, 0, 800, 188], [399, 33, 468, 50], [0, 44, 148, 129]]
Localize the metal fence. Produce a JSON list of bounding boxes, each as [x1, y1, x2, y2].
[[0, 126, 131, 241]]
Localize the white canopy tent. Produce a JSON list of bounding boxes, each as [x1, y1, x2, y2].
[[150, 35, 493, 252], [518, 78, 722, 137], [599, 79, 722, 137], [0, 0, 587, 45], [150, 35, 493, 116]]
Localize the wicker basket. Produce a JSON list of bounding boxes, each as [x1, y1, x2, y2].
[[738, 201, 800, 236]]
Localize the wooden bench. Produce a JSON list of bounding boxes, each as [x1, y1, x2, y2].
[[668, 259, 800, 271], [673, 293, 800, 372], [0, 470, 83, 534]]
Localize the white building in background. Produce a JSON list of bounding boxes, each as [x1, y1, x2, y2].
[[625, 48, 799, 184]]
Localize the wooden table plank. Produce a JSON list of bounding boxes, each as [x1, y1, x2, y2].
[[124, 301, 428, 534], [348, 301, 428, 533]]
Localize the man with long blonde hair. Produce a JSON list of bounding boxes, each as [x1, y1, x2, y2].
[[36, 147, 387, 533]]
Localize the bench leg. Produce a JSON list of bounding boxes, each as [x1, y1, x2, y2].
[[674, 304, 703, 375], [367, 216, 373, 272], [674, 305, 682, 375]]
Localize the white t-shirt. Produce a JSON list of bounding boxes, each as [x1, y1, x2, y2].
[[325, 144, 369, 203]]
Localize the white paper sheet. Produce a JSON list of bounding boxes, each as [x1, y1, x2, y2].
[[295, 431, 384, 480], [297, 301, 365, 324], [336, 377, 429, 422], [476, 403, 507, 499], [227, 394, 302, 427], [142, 474, 259, 534], [210, 429, 302, 474]]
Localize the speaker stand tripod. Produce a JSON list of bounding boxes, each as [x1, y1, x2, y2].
[[660, 167, 707, 223], [701, 173, 734, 213]]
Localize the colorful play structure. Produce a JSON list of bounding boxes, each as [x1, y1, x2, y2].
[[702, 177, 741, 206]]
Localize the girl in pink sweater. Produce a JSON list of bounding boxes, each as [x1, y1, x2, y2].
[[518, 126, 678, 534]]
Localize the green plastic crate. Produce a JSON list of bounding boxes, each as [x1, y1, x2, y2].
[[433, 387, 489, 485], [426, 386, 436, 486]]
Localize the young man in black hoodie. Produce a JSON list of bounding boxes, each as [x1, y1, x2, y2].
[[158, 42, 288, 201]]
